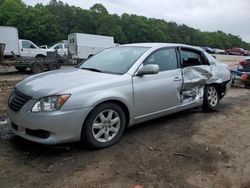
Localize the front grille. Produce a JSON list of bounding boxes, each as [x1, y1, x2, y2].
[[8, 89, 31, 111]]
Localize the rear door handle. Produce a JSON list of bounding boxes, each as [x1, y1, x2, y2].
[[173, 77, 182, 81]]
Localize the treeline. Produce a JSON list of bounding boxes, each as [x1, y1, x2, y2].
[[1, 0, 250, 50]]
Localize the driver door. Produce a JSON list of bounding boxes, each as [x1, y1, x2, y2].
[[133, 48, 182, 123]]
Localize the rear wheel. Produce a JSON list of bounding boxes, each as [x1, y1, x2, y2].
[[203, 85, 220, 111], [31, 63, 44, 74], [81, 103, 126, 149], [15, 66, 27, 72]]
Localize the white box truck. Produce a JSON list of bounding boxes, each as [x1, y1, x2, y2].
[[0, 26, 62, 74], [68, 33, 115, 61], [0, 26, 47, 58], [0, 26, 20, 57]]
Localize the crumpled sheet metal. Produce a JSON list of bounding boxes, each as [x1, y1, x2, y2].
[[182, 66, 212, 90], [181, 66, 212, 104], [181, 86, 204, 104]]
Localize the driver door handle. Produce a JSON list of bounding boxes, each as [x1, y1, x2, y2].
[[173, 77, 182, 81]]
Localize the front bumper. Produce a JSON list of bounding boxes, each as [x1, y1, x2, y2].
[[218, 78, 232, 99], [225, 78, 232, 95], [7, 100, 92, 145]]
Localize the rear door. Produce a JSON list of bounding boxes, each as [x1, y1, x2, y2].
[[180, 47, 211, 105], [133, 47, 182, 122]]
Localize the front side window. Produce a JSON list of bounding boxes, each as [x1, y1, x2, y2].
[[79, 46, 149, 74], [144, 48, 178, 71], [22, 41, 36, 49]]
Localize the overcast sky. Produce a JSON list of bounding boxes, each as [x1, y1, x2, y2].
[[23, 0, 250, 43]]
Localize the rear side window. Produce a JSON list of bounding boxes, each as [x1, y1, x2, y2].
[[144, 48, 178, 71], [181, 49, 207, 67]]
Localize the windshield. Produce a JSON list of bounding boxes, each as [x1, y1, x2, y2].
[[79, 46, 149, 74]]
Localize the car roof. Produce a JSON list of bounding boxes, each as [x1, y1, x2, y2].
[[121, 43, 201, 50]]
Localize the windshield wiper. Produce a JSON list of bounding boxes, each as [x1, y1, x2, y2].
[[81, 67, 102, 73]]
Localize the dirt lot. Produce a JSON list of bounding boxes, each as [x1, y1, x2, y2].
[[1, 55, 250, 188]]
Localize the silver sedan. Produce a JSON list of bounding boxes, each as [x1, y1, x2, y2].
[[7, 43, 232, 148]]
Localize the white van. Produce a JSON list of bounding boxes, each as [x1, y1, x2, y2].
[[0, 26, 47, 58]]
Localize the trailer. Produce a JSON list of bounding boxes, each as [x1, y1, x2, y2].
[[68, 33, 115, 62], [0, 41, 63, 74], [0, 51, 63, 74]]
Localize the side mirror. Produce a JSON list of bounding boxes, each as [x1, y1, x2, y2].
[[136, 64, 159, 76]]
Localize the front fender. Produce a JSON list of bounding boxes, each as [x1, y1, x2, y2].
[[61, 79, 134, 121]]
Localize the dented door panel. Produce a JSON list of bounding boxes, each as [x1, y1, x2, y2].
[[179, 47, 214, 106], [181, 65, 212, 105]]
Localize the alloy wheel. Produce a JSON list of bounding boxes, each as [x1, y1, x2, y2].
[[92, 109, 120, 143], [207, 86, 218, 107]]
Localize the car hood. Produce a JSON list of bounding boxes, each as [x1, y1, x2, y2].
[[16, 67, 121, 99]]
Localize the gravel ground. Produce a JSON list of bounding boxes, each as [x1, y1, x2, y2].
[[0, 55, 250, 188]]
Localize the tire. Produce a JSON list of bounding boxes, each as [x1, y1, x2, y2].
[[35, 54, 46, 59], [49, 62, 61, 71], [15, 66, 27, 72], [203, 85, 220, 111], [81, 103, 126, 149], [31, 63, 44, 74]]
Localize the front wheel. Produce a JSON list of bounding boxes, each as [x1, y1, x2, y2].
[[81, 103, 126, 149], [203, 85, 220, 111], [15, 66, 27, 72]]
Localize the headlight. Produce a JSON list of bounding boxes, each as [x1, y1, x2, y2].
[[31, 95, 70, 112]]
